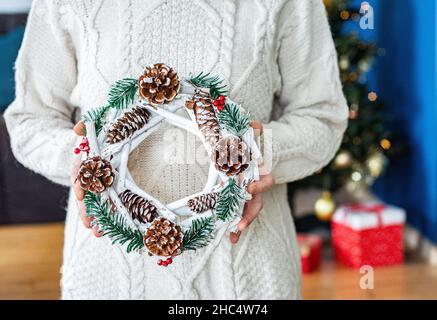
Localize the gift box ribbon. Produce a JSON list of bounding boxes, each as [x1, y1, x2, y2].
[[344, 203, 386, 227]]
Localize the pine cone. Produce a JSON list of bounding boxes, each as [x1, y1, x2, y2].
[[185, 96, 220, 146], [187, 192, 219, 214], [106, 107, 151, 144], [144, 217, 183, 257], [138, 63, 180, 105], [119, 189, 158, 224], [77, 156, 114, 193], [213, 136, 251, 176]]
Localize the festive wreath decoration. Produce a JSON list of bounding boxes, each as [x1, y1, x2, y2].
[[77, 63, 260, 267]]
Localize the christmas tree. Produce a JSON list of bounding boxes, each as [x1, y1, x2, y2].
[[289, 0, 405, 222]]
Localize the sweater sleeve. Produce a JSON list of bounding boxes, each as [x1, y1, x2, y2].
[[3, 0, 78, 186], [264, 0, 349, 184]]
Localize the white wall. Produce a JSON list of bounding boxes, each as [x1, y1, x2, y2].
[[0, 0, 31, 14]]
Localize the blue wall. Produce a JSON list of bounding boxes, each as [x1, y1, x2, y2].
[[0, 26, 25, 110], [354, 0, 437, 243]]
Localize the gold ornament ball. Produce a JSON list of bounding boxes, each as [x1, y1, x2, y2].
[[334, 151, 352, 168], [315, 192, 336, 221]]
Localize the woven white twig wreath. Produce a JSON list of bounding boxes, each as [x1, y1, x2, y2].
[[76, 63, 260, 267]]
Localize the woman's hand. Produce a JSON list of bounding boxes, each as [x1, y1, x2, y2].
[[230, 121, 275, 244], [71, 121, 103, 237]]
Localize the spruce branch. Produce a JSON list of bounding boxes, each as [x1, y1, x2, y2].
[[182, 217, 215, 251], [108, 78, 138, 109], [189, 72, 227, 99], [84, 191, 144, 253], [82, 105, 110, 134], [217, 102, 250, 137], [215, 178, 245, 221]]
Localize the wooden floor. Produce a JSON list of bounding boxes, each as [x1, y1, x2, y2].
[[0, 223, 436, 300]]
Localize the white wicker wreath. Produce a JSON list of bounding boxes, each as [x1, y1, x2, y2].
[[76, 63, 260, 266]]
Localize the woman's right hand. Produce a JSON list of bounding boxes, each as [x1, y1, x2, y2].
[[71, 121, 103, 237]]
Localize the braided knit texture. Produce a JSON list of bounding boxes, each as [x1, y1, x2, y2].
[[4, 0, 348, 300]]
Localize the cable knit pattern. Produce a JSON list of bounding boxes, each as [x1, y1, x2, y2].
[[4, 0, 348, 299]]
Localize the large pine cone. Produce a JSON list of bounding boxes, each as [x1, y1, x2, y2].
[[213, 136, 251, 176], [77, 156, 114, 193], [185, 96, 220, 146], [107, 107, 151, 144], [138, 63, 180, 105], [187, 192, 219, 214], [144, 218, 183, 257], [120, 189, 158, 224]]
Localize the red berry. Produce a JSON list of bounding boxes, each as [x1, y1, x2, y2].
[[162, 261, 168, 267], [217, 105, 224, 111], [157, 259, 163, 266], [213, 100, 220, 106], [166, 257, 173, 264], [219, 95, 225, 104], [74, 148, 80, 154]]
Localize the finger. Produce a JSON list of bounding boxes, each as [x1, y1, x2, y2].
[[238, 194, 263, 231], [70, 156, 82, 183], [230, 231, 241, 244], [237, 212, 258, 232], [74, 179, 85, 201], [73, 121, 86, 136], [250, 120, 263, 136], [92, 224, 103, 238], [77, 200, 92, 228], [247, 173, 275, 195], [237, 216, 250, 232]]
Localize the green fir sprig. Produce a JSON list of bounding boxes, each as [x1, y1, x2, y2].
[[215, 178, 245, 221], [81, 78, 139, 134], [108, 78, 138, 109], [82, 105, 110, 134], [217, 102, 250, 137], [182, 217, 215, 251], [189, 72, 227, 99], [84, 191, 144, 253]]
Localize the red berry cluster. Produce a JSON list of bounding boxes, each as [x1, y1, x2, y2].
[[74, 138, 90, 155], [157, 257, 173, 267], [213, 95, 226, 111]]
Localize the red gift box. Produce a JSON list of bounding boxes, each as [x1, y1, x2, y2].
[[297, 234, 322, 273], [332, 203, 405, 268]]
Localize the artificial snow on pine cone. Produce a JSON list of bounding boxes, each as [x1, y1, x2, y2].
[[106, 107, 151, 144], [187, 192, 219, 214], [138, 63, 180, 105], [77, 156, 115, 193], [120, 189, 158, 224], [213, 136, 251, 176], [144, 217, 183, 257], [185, 96, 220, 146]]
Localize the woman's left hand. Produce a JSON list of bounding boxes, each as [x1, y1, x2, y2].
[[230, 121, 276, 244]]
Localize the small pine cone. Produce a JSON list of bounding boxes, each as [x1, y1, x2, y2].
[[119, 189, 158, 224], [106, 107, 151, 144], [213, 136, 251, 176], [187, 192, 219, 214], [144, 217, 183, 257], [77, 156, 114, 193], [138, 63, 180, 105], [185, 96, 220, 146]]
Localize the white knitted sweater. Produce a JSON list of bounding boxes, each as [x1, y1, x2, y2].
[[4, 0, 348, 299]]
